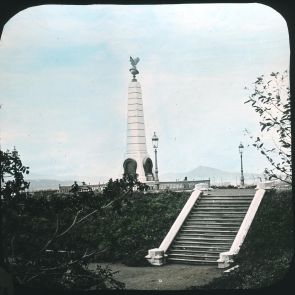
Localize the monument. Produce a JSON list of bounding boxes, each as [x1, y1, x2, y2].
[[123, 57, 154, 182]]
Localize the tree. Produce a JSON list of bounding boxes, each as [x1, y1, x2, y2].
[[69, 181, 79, 194], [0, 148, 30, 270], [103, 174, 149, 209], [244, 71, 291, 184], [0, 148, 30, 200]]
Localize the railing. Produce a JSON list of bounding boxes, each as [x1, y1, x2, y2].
[[145, 188, 203, 265], [59, 184, 106, 193], [217, 187, 267, 268], [154, 179, 210, 191], [58, 180, 210, 193], [159, 189, 203, 252]]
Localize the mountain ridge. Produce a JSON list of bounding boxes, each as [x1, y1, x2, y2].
[[160, 165, 263, 185]]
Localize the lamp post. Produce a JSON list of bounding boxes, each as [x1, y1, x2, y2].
[[239, 142, 245, 187], [152, 132, 159, 189]]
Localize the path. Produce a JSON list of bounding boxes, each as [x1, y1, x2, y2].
[[89, 263, 223, 290]]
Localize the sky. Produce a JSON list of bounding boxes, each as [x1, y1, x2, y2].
[[0, 3, 290, 183]]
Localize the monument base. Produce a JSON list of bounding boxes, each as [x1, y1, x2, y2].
[[145, 248, 167, 266]]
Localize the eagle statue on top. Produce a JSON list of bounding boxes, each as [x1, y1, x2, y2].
[[129, 56, 140, 80]]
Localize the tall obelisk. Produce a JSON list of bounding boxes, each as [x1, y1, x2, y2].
[[123, 57, 154, 182]]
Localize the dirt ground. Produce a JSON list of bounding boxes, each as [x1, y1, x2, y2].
[[89, 263, 223, 290]]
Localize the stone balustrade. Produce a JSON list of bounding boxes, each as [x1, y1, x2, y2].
[[145, 188, 203, 266], [217, 185, 269, 268]]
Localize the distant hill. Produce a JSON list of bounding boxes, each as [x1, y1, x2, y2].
[[161, 165, 263, 185]]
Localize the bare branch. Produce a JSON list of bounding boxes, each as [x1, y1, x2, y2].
[[26, 274, 40, 283], [56, 209, 83, 238], [76, 209, 98, 224], [10, 235, 15, 258], [39, 248, 106, 272], [40, 214, 59, 251]]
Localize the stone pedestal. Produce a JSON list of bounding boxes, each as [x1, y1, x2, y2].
[[217, 252, 234, 268], [145, 248, 166, 266], [255, 181, 275, 190]]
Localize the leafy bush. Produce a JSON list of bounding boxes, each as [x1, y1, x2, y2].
[[4, 172, 190, 291], [3, 192, 125, 291], [2, 150, 189, 290], [96, 190, 190, 266]]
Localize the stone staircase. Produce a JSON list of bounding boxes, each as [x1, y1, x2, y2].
[[166, 192, 254, 265]]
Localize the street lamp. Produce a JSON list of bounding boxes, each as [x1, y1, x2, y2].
[[152, 132, 159, 188], [239, 142, 245, 187]]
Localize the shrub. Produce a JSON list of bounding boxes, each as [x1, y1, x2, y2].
[[5, 174, 190, 291], [96, 191, 190, 266], [3, 192, 125, 291]]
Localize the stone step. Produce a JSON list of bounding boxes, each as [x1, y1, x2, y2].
[[181, 229, 237, 234], [185, 220, 242, 226], [187, 217, 243, 221], [178, 233, 235, 239], [176, 236, 233, 242], [182, 230, 238, 235], [170, 245, 229, 252], [181, 229, 238, 233], [167, 258, 217, 264], [177, 236, 234, 242], [187, 218, 243, 227], [182, 224, 240, 229], [189, 215, 246, 219], [203, 194, 254, 197], [201, 196, 253, 200], [195, 204, 250, 208], [174, 239, 231, 246], [188, 216, 245, 220], [190, 210, 247, 214], [199, 200, 252, 204], [179, 228, 237, 234], [172, 244, 231, 251], [189, 214, 246, 218], [168, 249, 221, 255], [183, 218, 244, 227], [168, 253, 219, 259], [187, 216, 244, 220], [195, 203, 249, 212], [191, 210, 248, 214]]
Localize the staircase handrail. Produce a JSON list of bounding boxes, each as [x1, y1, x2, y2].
[[218, 188, 267, 268], [145, 188, 203, 265], [159, 189, 202, 252]]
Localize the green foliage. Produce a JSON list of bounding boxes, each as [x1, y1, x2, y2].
[[4, 171, 189, 290], [4, 190, 125, 291], [1, 149, 126, 291], [2, 161, 190, 290], [192, 189, 293, 289], [0, 148, 30, 199], [98, 190, 189, 266], [244, 71, 291, 184], [103, 174, 149, 198], [69, 181, 79, 194]]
